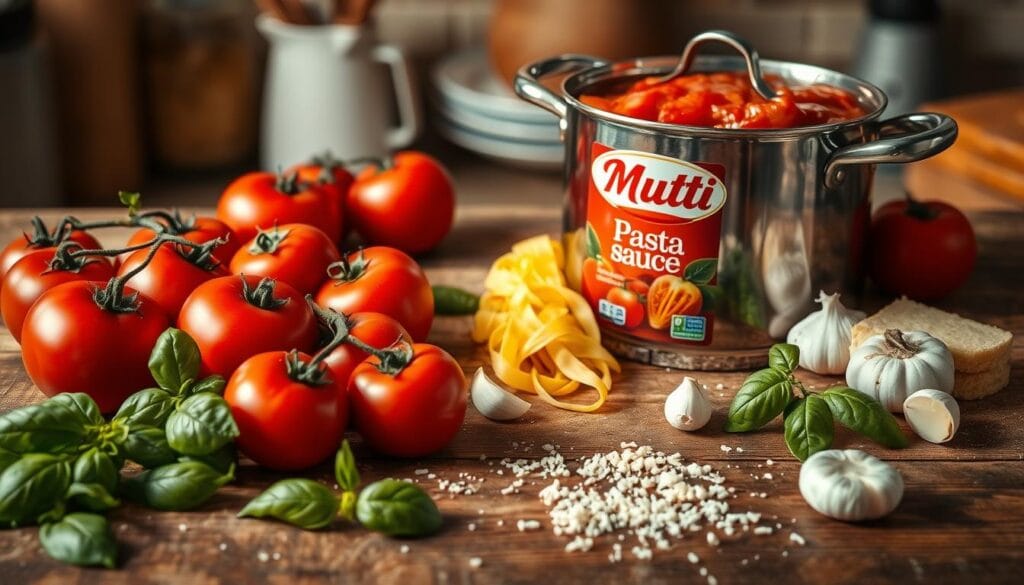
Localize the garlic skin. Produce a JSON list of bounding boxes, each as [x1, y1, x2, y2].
[[470, 368, 531, 421], [799, 449, 904, 521], [903, 389, 960, 443], [664, 377, 713, 431], [846, 329, 954, 413], [786, 291, 865, 374]]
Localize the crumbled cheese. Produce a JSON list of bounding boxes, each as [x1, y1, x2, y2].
[[687, 552, 700, 564], [763, 473, 774, 480], [782, 550, 790, 557], [469, 557, 483, 568], [715, 383, 724, 390], [754, 526, 774, 536], [517, 519, 542, 532], [706, 532, 720, 547], [468, 523, 477, 532], [708, 576, 718, 585], [790, 532, 806, 546], [257, 551, 270, 562], [766, 459, 774, 466], [178, 523, 188, 533], [735, 447, 744, 453], [414, 468, 430, 475], [272, 552, 281, 561], [720, 445, 733, 453], [400, 545, 410, 554], [699, 567, 708, 577], [218, 542, 227, 551]]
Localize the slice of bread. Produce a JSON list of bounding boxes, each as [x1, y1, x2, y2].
[[851, 299, 1013, 373], [954, 360, 1011, 400]]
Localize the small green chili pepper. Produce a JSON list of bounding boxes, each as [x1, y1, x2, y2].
[[432, 285, 479, 315]]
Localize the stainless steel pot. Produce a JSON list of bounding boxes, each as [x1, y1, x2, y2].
[[514, 30, 957, 370]]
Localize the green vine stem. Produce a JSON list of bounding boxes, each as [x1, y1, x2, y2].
[[324, 249, 369, 284], [345, 156, 393, 171], [248, 225, 290, 255], [309, 151, 347, 184], [240, 276, 289, 310], [275, 169, 304, 195]]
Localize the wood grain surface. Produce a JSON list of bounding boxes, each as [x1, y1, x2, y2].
[[0, 205, 1021, 584]]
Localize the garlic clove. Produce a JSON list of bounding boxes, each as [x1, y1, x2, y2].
[[799, 449, 903, 522], [903, 389, 960, 444], [471, 367, 531, 421], [664, 376, 713, 431]]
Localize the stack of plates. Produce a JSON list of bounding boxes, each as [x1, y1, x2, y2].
[[431, 50, 563, 171]]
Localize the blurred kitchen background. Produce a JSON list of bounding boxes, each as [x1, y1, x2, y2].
[[2, 0, 1022, 209]]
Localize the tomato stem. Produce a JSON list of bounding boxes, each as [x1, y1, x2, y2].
[[325, 249, 369, 284], [345, 156, 393, 171], [240, 276, 289, 310], [310, 151, 346, 184], [248, 224, 289, 255], [903, 191, 938, 221], [275, 169, 303, 195]]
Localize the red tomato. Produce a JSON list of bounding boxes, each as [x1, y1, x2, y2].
[[1, 250, 115, 342], [321, 312, 412, 386], [868, 198, 977, 301], [225, 351, 348, 470], [229, 224, 340, 296], [20, 281, 169, 413], [348, 343, 466, 457], [314, 247, 433, 341], [626, 278, 650, 297], [606, 287, 644, 329], [178, 275, 318, 378], [347, 152, 455, 254], [0, 229, 101, 278], [118, 244, 228, 319], [125, 216, 239, 266], [287, 155, 353, 238], [581, 256, 620, 302], [216, 171, 342, 244]]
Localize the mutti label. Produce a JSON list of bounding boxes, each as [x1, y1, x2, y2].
[[579, 144, 726, 346]]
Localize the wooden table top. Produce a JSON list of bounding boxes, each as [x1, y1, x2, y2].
[[0, 205, 1021, 585]]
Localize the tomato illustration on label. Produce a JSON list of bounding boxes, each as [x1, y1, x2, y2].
[[577, 144, 726, 345]]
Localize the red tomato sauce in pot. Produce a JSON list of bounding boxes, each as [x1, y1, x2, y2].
[[580, 72, 867, 129]]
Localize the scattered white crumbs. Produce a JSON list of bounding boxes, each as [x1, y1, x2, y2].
[[706, 532, 720, 547], [178, 523, 188, 533], [720, 445, 733, 453], [708, 575, 718, 585], [790, 532, 806, 546], [400, 545, 410, 554], [735, 447, 744, 453], [517, 519, 542, 532], [468, 523, 477, 532], [497, 519, 505, 527], [782, 550, 790, 558], [469, 557, 483, 568], [218, 542, 227, 552], [257, 551, 270, 563], [687, 552, 700, 564], [715, 383, 725, 390], [272, 552, 281, 561], [763, 473, 774, 480], [754, 526, 774, 536], [414, 468, 430, 475], [766, 459, 774, 466], [699, 567, 708, 577]]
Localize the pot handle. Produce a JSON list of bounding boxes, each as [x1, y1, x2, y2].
[[656, 30, 777, 100], [824, 112, 958, 189], [514, 55, 609, 120]]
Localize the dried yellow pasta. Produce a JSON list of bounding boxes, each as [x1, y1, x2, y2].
[[472, 235, 620, 412]]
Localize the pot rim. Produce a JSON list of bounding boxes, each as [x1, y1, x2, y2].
[[561, 55, 890, 139]]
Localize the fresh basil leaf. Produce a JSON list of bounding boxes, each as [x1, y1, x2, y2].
[[178, 444, 237, 476], [724, 368, 793, 432], [768, 343, 800, 374], [49, 393, 104, 427], [238, 479, 339, 530], [683, 258, 717, 285], [114, 388, 176, 428], [783, 395, 834, 461], [0, 453, 72, 527], [335, 440, 360, 492], [189, 375, 226, 397], [0, 398, 96, 454], [356, 479, 442, 537], [165, 393, 238, 456], [0, 448, 17, 475], [40, 512, 117, 569], [72, 448, 119, 492], [148, 328, 202, 394], [123, 425, 178, 469], [121, 461, 233, 511], [585, 222, 601, 258], [822, 386, 909, 449], [66, 482, 120, 512]]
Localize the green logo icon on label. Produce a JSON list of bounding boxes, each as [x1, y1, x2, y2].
[[671, 315, 707, 341]]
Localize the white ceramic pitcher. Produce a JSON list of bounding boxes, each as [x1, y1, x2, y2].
[[256, 15, 421, 169]]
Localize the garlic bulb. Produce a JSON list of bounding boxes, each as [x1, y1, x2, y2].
[[846, 329, 954, 413], [664, 376, 713, 431], [470, 368, 531, 421], [764, 251, 811, 316], [903, 389, 960, 443], [799, 449, 904, 521], [785, 291, 865, 374]]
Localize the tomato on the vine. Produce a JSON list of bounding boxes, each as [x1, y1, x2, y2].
[[348, 343, 466, 457], [314, 246, 433, 341], [118, 244, 228, 318], [216, 171, 342, 244], [178, 275, 318, 378], [0, 227, 100, 278], [321, 311, 411, 386], [606, 287, 644, 329], [125, 215, 239, 266], [347, 151, 455, 254], [287, 153, 353, 238], [229, 224, 340, 295], [225, 350, 348, 470], [868, 196, 977, 301], [20, 280, 169, 413], [1, 249, 115, 342]]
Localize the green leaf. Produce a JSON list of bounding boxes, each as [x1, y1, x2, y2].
[[122, 425, 178, 469], [40, 512, 117, 569], [66, 482, 120, 512], [121, 461, 233, 511], [0, 397, 97, 454], [0, 453, 72, 527], [72, 448, 119, 492], [335, 440, 360, 492], [356, 479, 442, 537], [189, 376, 226, 397], [821, 386, 909, 449], [783, 395, 835, 461], [768, 343, 800, 374], [0, 449, 17, 475], [148, 328, 202, 394], [724, 368, 793, 432], [165, 394, 238, 456], [113, 388, 177, 428], [178, 444, 237, 476], [683, 258, 718, 285], [585, 223, 601, 258], [695, 284, 721, 313], [48, 393, 104, 427], [432, 285, 480, 315], [118, 190, 141, 217], [238, 479, 339, 530]]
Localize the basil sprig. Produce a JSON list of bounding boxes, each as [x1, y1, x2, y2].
[[725, 343, 908, 461], [238, 479, 340, 530], [39, 512, 117, 569], [356, 479, 443, 537]]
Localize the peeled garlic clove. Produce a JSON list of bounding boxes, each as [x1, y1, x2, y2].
[[471, 368, 531, 421], [664, 376, 713, 431], [903, 389, 960, 443]]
